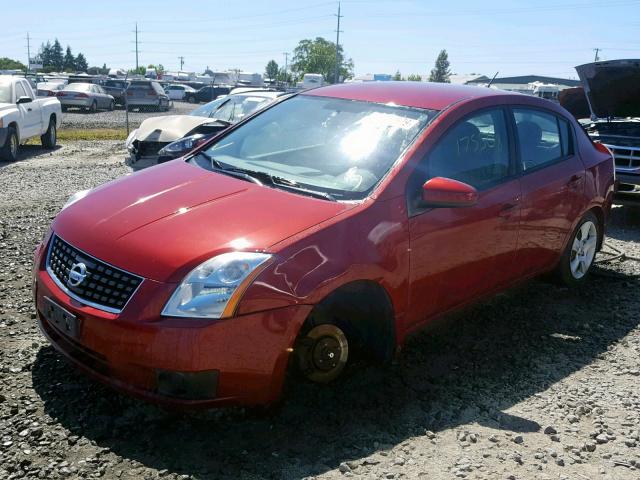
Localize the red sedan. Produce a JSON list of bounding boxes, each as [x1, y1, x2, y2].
[[33, 82, 614, 407]]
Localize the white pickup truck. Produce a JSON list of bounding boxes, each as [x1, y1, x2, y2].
[[0, 75, 62, 161]]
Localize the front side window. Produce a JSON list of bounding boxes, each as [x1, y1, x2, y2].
[[15, 82, 28, 99], [193, 95, 437, 200], [425, 109, 511, 190], [514, 108, 564, 171]]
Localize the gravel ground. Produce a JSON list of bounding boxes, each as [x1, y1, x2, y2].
[[59, 101, 196, 130], [1, 141, 639, 480]]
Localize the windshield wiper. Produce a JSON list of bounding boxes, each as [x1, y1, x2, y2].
[[194, 152, 336, 201], [195, 152, 263, 185]]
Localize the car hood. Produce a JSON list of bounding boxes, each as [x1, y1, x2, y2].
[[575, 59, 640, 119], [133, 115, 210, 143], [53, 161, 354, 282], [0, 102, 15, 112]]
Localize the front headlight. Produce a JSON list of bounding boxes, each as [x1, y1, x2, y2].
[[158, 134, 208, 156], [61, 189, 90, 211], [125, 129, 137, 151], [162, 252, 272, 319]]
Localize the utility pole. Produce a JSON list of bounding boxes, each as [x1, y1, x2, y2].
[[334, 2, 343, 84], [134, 22, 139, 70], [593, 48, 600, 62], [26, 32, 31, 74], [282, 52, 289, 86], [178, 56, 185, 70]]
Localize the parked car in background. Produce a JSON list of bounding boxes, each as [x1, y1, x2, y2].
[[185, 85, 231, 103], [165, 84, 197, 101], [0, 76, 62, 161], [101, 79, 128, 106], [36, 81, 65, 97], [126, 80, 170, 111], [35, 82, 614, 407], [569, 59, 640, 203], [56, 83, 115, 112], [126, 90, 283, 163]]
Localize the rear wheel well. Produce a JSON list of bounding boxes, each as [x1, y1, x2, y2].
[[587, 206, 605, 250], [49, 113, 56, 124], [299, 280, 396, 364]]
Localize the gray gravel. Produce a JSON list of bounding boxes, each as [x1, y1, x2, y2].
[[1, 141, 639, 480], [59, 101, 196, 130]]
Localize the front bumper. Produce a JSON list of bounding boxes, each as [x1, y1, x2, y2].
[[0, 127, 8, 147], [614, 172, 640, 203], [33, 241, 311, 407]]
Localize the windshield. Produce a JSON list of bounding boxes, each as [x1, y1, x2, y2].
[[190, 97, 228, 117], [65, 83, 91, 92], [0, 83, 11, 103], [193, 95, 437, 200]]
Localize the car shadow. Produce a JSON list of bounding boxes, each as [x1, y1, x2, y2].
[[31, 261, 640, 479], [0, 144, 62, 168]]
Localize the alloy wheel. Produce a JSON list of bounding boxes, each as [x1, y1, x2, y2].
[[570, 220, 597, 279]]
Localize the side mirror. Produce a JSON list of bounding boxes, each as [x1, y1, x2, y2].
[[421, 177, 478, 208], [17, 96, 33, 104]]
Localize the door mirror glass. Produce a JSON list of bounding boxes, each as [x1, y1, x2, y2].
[[17, 96, 32, 104], [421, 177, 478, 208]]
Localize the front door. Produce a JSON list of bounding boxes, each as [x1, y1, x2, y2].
[[406, 108, 521, 327]]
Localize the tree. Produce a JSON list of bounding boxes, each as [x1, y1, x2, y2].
[[277, 67, 293, 86], [0, 57, 26, 71], [39, 42, 52, 68], [75, 53, 88, 72], [429, 49, 451, 83], [290, 37, 354, 84], [407, 73, 422, 82], [265, 60, 279, 81], [63, 46, 76, 72], [393, 70, 403, 81], [50, 39, 64, 71], [128, 66, 146, 75]]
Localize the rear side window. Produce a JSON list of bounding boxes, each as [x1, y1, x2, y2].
[[514, 109, 568, 171], [426, 109, 511, 190]]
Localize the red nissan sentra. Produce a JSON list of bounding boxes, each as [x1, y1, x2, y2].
[[33, 82, 615, 407]]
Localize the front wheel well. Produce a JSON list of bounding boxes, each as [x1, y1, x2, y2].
[[299, 280, 397, 364]]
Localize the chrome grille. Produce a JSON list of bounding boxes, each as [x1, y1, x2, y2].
[[46, 235, 143, 313], [604, 144, 640, 172]]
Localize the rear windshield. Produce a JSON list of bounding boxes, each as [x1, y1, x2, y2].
[[194, 95, 437, 200], [65, 83, 91, 92]]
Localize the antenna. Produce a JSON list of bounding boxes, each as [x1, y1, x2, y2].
[[487, 71, 499, 88]]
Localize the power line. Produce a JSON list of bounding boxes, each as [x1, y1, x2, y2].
[[334, 2, 343, 83]]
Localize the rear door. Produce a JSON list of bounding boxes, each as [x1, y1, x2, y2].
[[406, 108, 522, 326], [511, 107, 586, 276]]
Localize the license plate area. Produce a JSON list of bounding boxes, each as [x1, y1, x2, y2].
[[43, 296, 81, 339]]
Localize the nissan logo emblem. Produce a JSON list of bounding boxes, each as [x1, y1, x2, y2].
[[67, 262, 88, 287]]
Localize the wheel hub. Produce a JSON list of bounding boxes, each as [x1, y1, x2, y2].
[[296, 324, 349, 383]]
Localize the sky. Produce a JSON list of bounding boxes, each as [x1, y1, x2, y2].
[[1, 0, 639, 80]]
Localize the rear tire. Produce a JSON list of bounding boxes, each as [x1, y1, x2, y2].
[[0, 127, 19, 162], [41, 118, 57, 149], [187, 96, 196, 103], [554, 211, 599, 287]]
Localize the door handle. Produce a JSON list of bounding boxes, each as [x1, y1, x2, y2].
[[27, 108, 32, 112], [566, 175, 581, 188], [498, 202, 518, 217]]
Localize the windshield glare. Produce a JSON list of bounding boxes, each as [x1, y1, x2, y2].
[[194, 95, 436, 200], [190, 97, 228, 117]]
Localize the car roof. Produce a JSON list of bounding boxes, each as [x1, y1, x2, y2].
[[305, 81, 511, 110]]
